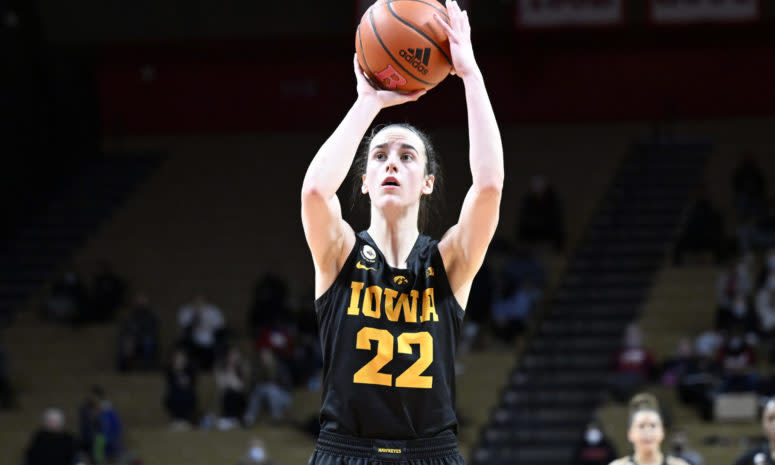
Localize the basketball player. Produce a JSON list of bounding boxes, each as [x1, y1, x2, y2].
[[301, 1, 501, 464], [608, 394, 690, 465], [732, 398, 775, 465]]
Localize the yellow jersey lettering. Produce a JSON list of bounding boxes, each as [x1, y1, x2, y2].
[[347, 281, 364, 315], [377, 448, 402, 454], [383, 288, 399, 322], [421, 287, 438, 322], [362, 285, 382, 319]]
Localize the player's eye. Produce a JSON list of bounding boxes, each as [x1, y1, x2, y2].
[[374, 152, 386, 160], [401, 153, 413, 161]]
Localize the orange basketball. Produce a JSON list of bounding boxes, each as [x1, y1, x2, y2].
[[356, 0, 453, 92]]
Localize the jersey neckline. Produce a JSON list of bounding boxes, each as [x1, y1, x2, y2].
[[362, 231, 424, 272]]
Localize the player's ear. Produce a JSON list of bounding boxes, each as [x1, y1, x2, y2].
[[422, 175, 434, 195], [362, 174, 368, 194]]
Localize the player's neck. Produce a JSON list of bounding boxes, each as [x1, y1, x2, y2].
[[633, 449, 662, 465], [368, 212, 419, 269]]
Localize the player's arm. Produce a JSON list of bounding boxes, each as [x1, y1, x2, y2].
[[301, 57, 426, 296], [435, 0, 504, 304]]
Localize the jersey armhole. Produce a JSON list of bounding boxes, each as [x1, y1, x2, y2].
[[313, 237, 361, 313], [432, 243, 466, 321]]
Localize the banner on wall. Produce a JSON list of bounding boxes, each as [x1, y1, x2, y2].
[[650, 0, 760, 23], [516, 0, 623, 27]]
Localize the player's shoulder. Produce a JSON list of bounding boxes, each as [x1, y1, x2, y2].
[[666, 456, 692, 465]]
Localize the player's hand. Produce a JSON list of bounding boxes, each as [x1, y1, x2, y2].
[[433, 0, 477, 80], [353, 55, 426, 108]]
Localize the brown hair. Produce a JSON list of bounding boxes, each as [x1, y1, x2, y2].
[[628, 392, 662, 427]]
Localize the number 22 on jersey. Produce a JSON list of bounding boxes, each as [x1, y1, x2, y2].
[[353, 327, 433, 389]]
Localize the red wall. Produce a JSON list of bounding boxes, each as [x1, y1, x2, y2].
[[97, 36, 775, 134]]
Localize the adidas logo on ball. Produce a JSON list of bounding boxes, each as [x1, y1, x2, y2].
[[398, 47, 431, 75]]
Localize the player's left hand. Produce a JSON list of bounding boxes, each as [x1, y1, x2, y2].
[[433, 0, 477, 79]]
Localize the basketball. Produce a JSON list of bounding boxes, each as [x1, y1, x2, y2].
[[356, 0, 453, 92]]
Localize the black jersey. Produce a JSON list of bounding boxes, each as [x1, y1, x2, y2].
[[314, 231, 464, 439], [733, 444, 775, 465]]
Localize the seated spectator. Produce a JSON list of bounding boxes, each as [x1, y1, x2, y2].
[[179, 294, 226, 370], [117, 292, 159, 372], [716, 333, 758, 393], [673, 192, 725, 265], [491, 273, 538, 344], [0, 335, 13, 409], [244, 347, 293, 426], [164, 347, 197, 430], [732, 152, 766, 223], [661, 338, 697, 387], [89, 261, 126, 323], [715, 258, 754, 329], [517, 174, 565, 253], [43, 268, 88, 324], [669, 428, 705, 465], [24, 408, 79, 465], [571, 421, 617, 465], [717, 294, 758, 338], [248, 273, 289, 338], [610, 324, 656, 402], [756, 275, 775, 337], [215, 346, 250, 430]]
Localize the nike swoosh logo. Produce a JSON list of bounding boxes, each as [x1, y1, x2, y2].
[[356, 261, 376, 271]]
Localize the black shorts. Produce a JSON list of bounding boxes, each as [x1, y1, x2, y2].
[[308, 430, 465, 465]]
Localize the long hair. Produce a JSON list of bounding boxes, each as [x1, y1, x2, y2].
[[350, 123, 444, 233]]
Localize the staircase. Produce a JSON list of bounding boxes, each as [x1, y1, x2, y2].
[[471, 140, 712, 465], [0, 153, 163, 325]]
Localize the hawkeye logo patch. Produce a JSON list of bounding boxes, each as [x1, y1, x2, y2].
[[360, 244, 377, 263], [356, 261, 376, 272], [393, 275, 408, 286], [425, 267, 434, 278]]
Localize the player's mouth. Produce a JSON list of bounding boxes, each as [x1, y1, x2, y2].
[[381, 177, 400, 189]]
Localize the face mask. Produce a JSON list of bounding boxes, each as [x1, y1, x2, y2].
[[586, 429, 603, 444], [250, 447, 266, 462]]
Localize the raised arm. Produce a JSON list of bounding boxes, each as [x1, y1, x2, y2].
[[301, 58, 425, 296], [435, 0, 504, 305]]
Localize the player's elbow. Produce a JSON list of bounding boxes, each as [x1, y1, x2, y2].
[[475, 175, 504, 196], [301, 183, 328, 204]]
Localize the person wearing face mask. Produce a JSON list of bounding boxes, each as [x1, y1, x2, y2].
[[733, 398, 775, 465], [238, 438, 274, 465], [572, 421, 617, 465], [608, 393, 690, 465]]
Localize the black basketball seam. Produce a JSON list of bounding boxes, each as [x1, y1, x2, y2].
[[357, 24, 378, 83], [387, 0, 453, 66], [369, 5, 437, 86]]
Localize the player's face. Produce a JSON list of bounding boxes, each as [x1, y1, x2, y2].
[[627, 411, 664, 452], [364, 126, 434, 211], [763, 401, 775, 439]]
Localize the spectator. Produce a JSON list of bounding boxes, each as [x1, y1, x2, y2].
[[89, 261, 126, 323], [517, 174, 565, 252], [732, 152, 766, 223], [43, 268, 88, 324], [716, 258, 754, 328], [739, 210, 775, 253], [660, 338, 697, 387], [248, 274, 289, 337], [179, 294, 226, 370], [756, 275, 775, 337], [215, 346, 250, 430], [673, 192, 725, 265], [757, 249, 775, 289], [610, 324, 657, 402], [92, 387, 123, 464], [716, 333, 758, 393], [244, 348, 293, 427], [164, 347, 197, 430], [669, 428, 705, 465], [237, 438, 275, 465], [571, 421, 617, 465], [117, 292, 159, 372], [491, 273, 538, 344], [24, 408, 79, 465]]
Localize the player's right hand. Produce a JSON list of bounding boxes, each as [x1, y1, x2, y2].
[[353, 54, 426, 108]]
